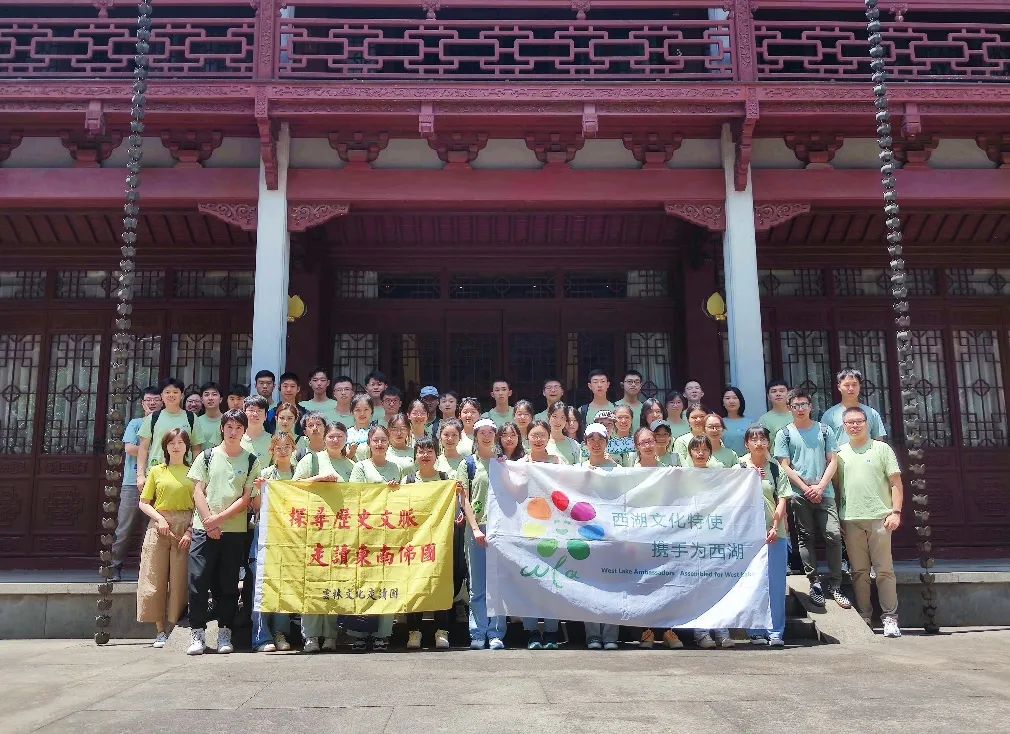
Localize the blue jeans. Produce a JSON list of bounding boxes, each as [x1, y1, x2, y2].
[[522, 617, 560, 634], [466, 525, 506, 642], [748, 538, 789, 639], [585, 623, 619, 644], [248, 526, 291, 647]]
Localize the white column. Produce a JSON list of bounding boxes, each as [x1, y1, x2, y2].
[[720, 123, 767, 415], [250, 123, 291, 387]]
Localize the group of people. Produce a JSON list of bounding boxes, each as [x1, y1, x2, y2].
[[113, 364, 904, 655]]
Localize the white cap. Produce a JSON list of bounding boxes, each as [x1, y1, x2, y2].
[[473, 418, 497, 432], [585, 422, 609, 439]]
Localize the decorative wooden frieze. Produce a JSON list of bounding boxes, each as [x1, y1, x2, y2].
[[784, 132, 844, 169], [288, 203, 350, 233], [665, 202, 726, 232], [733, 88, 759, 190], [328, 131, 390, 167], [427, 131, 489, 167], [60, 129, 123, 167], [753, 203, 811, 231], [256, 89, 279, 190], [525, 132, 585, 166], [622, 132, 683, 169], [160, 130, 223, 168], [198, 202, 258, 232]]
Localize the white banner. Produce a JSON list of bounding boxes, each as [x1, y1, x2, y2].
[[486, 461, 771, 630]]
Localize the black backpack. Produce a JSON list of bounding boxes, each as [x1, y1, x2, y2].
[[203, 448, 257, 483], [151, 409, 196, 433]]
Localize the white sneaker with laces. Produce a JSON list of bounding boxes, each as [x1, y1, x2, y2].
[[274, 633, 291, 652], [882, 617, 902, 638], [603, 641, 619, 651], [152, 631, 169, 649], [712, 633, 735, 649], [187, 629, 206, 656], [407, 630, 422, 649], [488, 637, 505, 650], [768, 633, 785, 647], [216, 627, 234, 654], [695, 633, 716, 649], [322, 637, 337, 652], [434, 629, 450, 649], [256, 642, 276, 653], [303, 638, 320, 653]]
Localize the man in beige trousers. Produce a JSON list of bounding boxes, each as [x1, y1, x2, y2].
[[836, 406, 904, 638]]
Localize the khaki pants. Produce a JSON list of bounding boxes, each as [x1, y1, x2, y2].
[[136, 511, 192, 625], [841, 518, 898, 623]]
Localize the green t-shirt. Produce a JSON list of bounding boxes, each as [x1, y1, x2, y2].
[[547, 436, 581, 465], [710, 446, 739, 469], [583, 401, 615, 426], [773, 422, 839, 500], [458, 455, 492, 525], [298, 399, 339, 425], [349, 459, 404, 484], [293, 450, 355, 481], [534, 403, 563, 423], [739, 455, 791, 535], [820, 402, 888, 446], [482, 407, 514, 428], [759, 410, 794, 441], [333, 411, 355, 430], [837, 440, 901, 521], [672, 432, 705, 465], [657, 451, 680, 467], [668, 421, 692, 440], [138, 410, 196, 469], [614, 398, 643, 431], [193, 413, 222, 449], [434, 453, 462, 479], [141, 463, 195, 512], [187, 446, 262, 533], [457, 433, 474, 456], [358, 444, 417, 474], [240, 431, 272, 461]]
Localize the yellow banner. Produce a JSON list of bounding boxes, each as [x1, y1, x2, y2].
[[255, 480, 456, 615]]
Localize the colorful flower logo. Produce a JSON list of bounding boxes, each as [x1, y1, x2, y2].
[[522, 490, 606, 561]]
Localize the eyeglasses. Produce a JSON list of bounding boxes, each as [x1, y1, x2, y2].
[[789, 403, 811, 410], [843, 419, 867, 426], [623, 378, 642, 385]]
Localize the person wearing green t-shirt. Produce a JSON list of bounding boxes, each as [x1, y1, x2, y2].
[[266, 372, 302, 434], [194, 381, 224, 449], [580, 422, 621, 650], [254, 369, 276, 410], [821, 368, 888, 446], [482, 379, 515, 428], [331, 374, 356, 429], [240, 394, 272, 460], [672, 407, 708, 465], [664, 392, 691, 439], [837, 406, 903, 638], [299, 368, 339, 424], [185, 409, 261, 656], [759, 379, 794, 441], [704, 413, 739, 469], [459, 419, 505, 650], [580, 369, 615, 427], [377, 386, 403, 428], [546, 402, 581, 465], [615, 369, 645, 430], [137, 377, 199, 490], [534, 377, 565, 423]]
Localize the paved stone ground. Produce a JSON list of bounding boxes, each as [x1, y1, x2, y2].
[[2, 627, 1009, 734]]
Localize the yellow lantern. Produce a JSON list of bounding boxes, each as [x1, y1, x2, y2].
[[287, 294, 307, 323], [703, 292, 727, 322]]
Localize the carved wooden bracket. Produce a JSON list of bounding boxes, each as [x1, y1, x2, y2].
[[288, 203, 350, 233], [60, 129, 123, 167], [622, 132, 683, 169], [85, 100, 105, 136], [0, 129, 24, 164], [160, 130, 223, 168], [733, 89, 758, 190], [525, 131, 585, 166], [328, 131, 390, 167], [784, 132, 844, 169], [582, 103, 598, 139], [976, 134, 1010, 167], [893, 134, 939, 169], [753, 203, 811, 232], [256, 90, 279, 189], [427, 131, 489, 167], [665, 202, 726, 232], [419, 102, 435, 139], [198, 202, 258, 232]]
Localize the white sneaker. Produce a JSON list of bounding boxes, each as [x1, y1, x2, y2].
[[587, 639, 603, 650], [256, 642, 276, 653], [187, 629, 207, 656], [749, 635, 769, 646], [152, 631, 169, 649], [768, 633, 785, 647], [216, 627, 234, 654], [712, 633, 735, 649], [488, 637, 505, 650], [321, 637, 337, 652], [407, 630, 422, 649], [882, 617, 902, 638], [274, 633, 291, 652], [434, 629, 450, 649], [695, 633, 716, 649], [603, 641, 619, 651], [303, 638, 320, 654]]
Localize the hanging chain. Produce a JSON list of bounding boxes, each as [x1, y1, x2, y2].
[[864, 0, 939, 634], [95, 0, 152, 646]]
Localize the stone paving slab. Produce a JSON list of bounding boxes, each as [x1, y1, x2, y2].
[[2, 628, 1008, 734]]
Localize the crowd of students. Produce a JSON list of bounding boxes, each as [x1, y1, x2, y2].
[[115, 365, 904, 655]]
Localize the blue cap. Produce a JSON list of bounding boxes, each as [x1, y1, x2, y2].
[[419, 386, 439, 398]]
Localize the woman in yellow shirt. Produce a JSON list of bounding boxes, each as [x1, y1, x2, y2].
[[137, 428, 195, 648]]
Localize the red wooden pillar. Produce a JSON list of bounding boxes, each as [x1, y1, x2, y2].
[[680, 235, 724, 391]]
